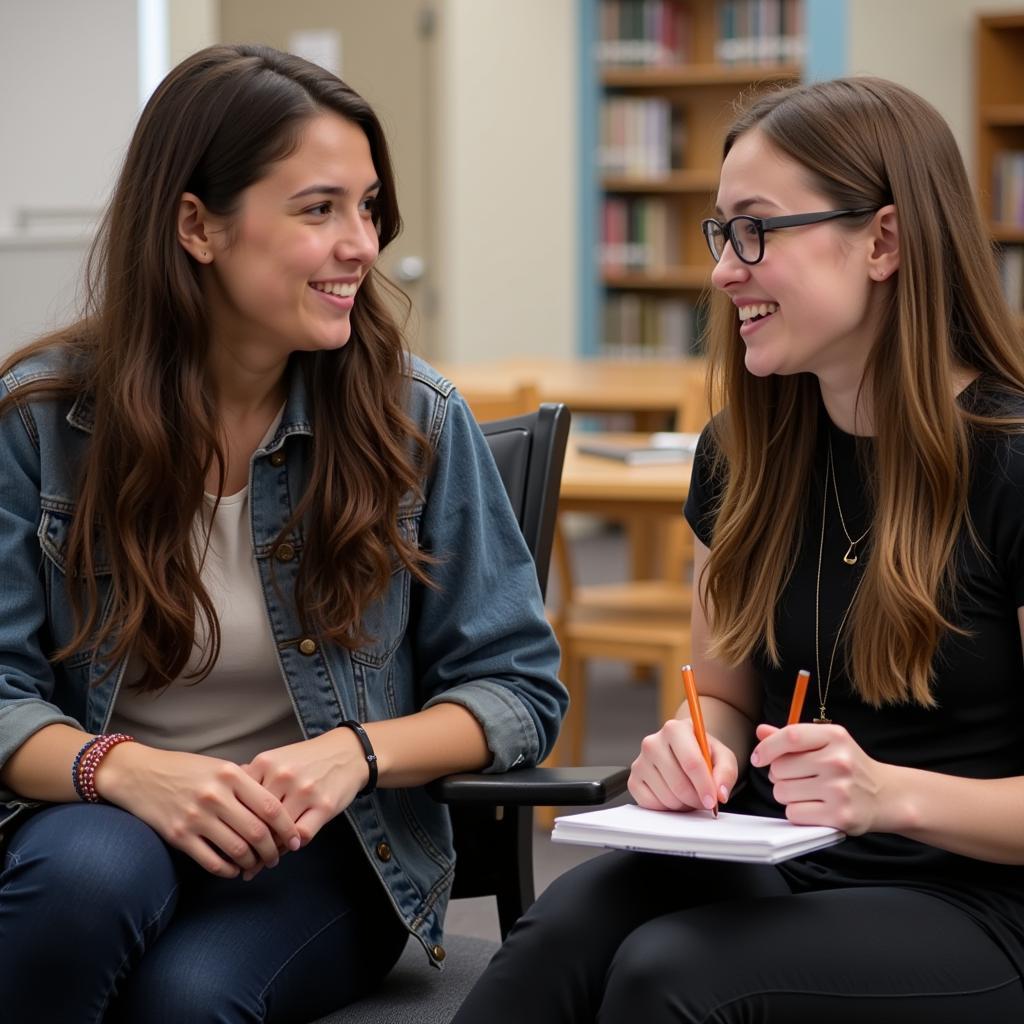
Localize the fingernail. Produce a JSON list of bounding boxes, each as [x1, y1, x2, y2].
[[750, 751, 761, 766], [288, 837, 301, 852], [702, 794, 715, 810], [719, 785, 730, 802]]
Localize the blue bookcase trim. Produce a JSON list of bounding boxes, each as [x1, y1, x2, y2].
[[805, 0, 847, 81], [578, 0, 601, 357]]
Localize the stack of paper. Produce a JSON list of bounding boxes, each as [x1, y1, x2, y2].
[[552, 804, 843, 865]]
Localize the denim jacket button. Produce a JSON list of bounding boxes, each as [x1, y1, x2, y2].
[[298, 638, 317, 655], [275, 542, 296, 562], [431, 944, 446, 962], [269, 450, 286, 467], [376, 841, 392, 862]]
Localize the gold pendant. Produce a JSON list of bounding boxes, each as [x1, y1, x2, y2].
[[813, 706, 831, 724], [842, 543, 857, 565]]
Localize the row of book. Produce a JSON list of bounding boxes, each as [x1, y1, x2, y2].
[[599, 97, 686, 178], [992, 151, 1024, 227], [601, 197, 682, 273], [715, 0, 805, 65], [596, 0, 694, 67], [601, 294, 696, 358], [1000, 246, 1024, 315]]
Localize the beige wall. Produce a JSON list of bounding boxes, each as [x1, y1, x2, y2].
[[169, 0, 219, 65], [171, 0, 579, 364], [848, 0, 1023, 183], [435, 0, 578, 362]]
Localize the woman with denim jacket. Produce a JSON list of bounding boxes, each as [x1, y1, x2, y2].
[[0, 44, 565, 1022]]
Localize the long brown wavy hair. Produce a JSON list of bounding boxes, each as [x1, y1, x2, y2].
[[702, 77, 1024, 707], [0, 44, 435, 692]]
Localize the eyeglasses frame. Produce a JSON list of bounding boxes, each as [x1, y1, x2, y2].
[[700, 207, 879, 266]]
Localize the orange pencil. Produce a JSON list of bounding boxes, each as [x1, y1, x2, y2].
[[680, 664, 717, 817], [787, 669, 811, 725]]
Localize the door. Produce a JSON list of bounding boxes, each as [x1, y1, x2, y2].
[[219, 0, 438, 356]]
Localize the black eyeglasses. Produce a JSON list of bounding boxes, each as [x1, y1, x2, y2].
[[700, 208, 878, 265]]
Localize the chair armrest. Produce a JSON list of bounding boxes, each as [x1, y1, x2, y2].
[[427, 766, 629, 806]]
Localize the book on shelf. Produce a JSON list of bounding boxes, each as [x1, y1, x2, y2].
[[993, 151, 1024, 227], [999, 245, 1024, 314], [599, 97, 686, 180], [577, 431, 700, 464], [552, 803, 844, 864], [601, 197, 682, 273], [715, 0, 805, 65], [597, 0, 694, 68], [601, 293, 693, 357]]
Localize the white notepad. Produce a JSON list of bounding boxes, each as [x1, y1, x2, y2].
[[552, 804, 844, 865]]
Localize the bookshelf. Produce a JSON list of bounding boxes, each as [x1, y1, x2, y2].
[[590, 0, 804, 357], [976, 13, 1024, 325]]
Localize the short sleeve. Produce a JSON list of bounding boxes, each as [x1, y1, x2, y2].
[[683, 422, 723, 547]]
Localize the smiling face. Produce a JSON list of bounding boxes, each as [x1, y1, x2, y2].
[[711, 129, 886, 385], [199, 112, 381, 366]]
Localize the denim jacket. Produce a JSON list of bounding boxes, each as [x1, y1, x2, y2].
[[0, 348, 566, 965]]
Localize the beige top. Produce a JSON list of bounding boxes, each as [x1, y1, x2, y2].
[[109, 412, 304, 763]]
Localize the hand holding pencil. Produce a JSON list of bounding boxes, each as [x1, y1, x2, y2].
[[626, 663, 738, 815]]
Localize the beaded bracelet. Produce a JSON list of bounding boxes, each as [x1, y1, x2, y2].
[[73, 733, 136, 803], [70, 736, 102, 801], [339, 720, 378, 797]]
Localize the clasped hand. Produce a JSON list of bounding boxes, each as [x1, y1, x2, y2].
[[101, 727, 369, 880], [629, 717, 895, 835]]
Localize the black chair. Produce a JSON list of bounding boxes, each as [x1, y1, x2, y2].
[[318, 404, 628, 1024]]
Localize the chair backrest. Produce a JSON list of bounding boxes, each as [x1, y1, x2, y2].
[[444, 403, 570, 934], [478, 403, 571, 602]]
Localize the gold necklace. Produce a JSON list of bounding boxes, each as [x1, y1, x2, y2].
[[813, 444, 867, 723], [827, 433, 870, 565]]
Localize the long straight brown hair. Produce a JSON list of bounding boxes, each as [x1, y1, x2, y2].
[[0, 44, 435, 692], [702, 77, 1024, 706]]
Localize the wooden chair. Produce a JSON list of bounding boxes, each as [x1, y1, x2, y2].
[[457, 380, 540, 424], [551, 361, 707, 766]]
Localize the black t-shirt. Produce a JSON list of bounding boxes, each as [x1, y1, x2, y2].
[[684, 379, 1024, 974]]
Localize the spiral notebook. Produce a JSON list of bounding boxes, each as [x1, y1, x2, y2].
[[552, 804, 844, 865]]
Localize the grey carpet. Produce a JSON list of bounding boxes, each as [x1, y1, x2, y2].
[[312, 933, 499, 1024]]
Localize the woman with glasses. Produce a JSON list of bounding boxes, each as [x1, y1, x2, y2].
[[454, 76, 1024, 1023]]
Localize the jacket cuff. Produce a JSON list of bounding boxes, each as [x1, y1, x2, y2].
[[424, 681, 541, 773], [0, 699, 83, 771]]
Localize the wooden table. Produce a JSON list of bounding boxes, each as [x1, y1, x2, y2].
[[559, 432, 691, 518], [559, 432, 693, 582], [435, 356, 707, 431]]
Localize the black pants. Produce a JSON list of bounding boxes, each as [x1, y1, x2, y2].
[[451, 851, 1024, 1023]]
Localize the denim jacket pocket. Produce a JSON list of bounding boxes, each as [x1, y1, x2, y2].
[[350, 509, 421, 669]]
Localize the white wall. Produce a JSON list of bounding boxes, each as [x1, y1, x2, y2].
[[0, 0, 139, 354], [847, 0, 1023, 183], [435, 0, 578, 362], [0, 0, 138, 234]]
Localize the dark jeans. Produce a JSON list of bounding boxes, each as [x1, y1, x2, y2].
[[452, 850, 1024, 1024], [0, 803, 408, 1023]]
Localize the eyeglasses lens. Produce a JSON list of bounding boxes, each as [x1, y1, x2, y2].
[[706, 221, 725, 261]]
